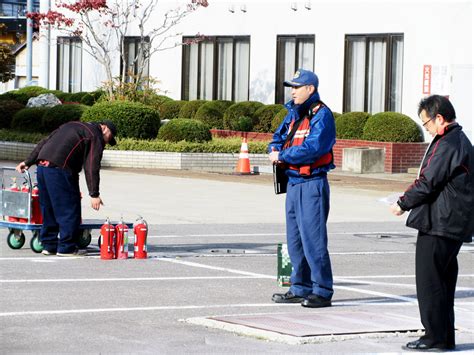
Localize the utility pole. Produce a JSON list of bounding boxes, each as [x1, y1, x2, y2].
[[26, 0, 33, 85], [39, 0, 51, 88]]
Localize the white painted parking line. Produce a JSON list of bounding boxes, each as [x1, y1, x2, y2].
[[156, 257, 274, 278], [0, 276, 264, 283], [336, 274, 474, 279]]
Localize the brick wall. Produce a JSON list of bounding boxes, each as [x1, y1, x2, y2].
[[211, 129, 273, 141], [334, 139, 428, 173]]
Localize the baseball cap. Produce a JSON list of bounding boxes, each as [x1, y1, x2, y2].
[[283, 69, 319, 88], [100, 120, 117, 146]]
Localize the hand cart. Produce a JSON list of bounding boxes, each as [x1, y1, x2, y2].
[[0, 166, 132, 253]]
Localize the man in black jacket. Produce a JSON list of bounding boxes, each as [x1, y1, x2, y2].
[[391, 95, 473, 351], [16, 120, 117, 256]]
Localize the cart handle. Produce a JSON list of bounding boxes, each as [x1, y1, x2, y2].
[[1, 166, 33, 191]]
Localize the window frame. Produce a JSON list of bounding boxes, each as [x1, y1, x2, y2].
[[181, 35, 250, 101], [275, 34, 315, 104], [120, 36, 151, 84], [343, 33, 404, 113], [56, 36, 82, 93]]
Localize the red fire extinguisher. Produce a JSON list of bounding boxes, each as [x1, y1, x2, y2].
[[18, 182, 30, 223], [115, 219, 129, 260], [7, 179, 19, 222], [31, 184, 42, 224], [100, 219, 115, 260], [133, 217, 148, 259]]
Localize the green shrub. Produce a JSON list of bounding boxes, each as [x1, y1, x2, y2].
[[363, 112, 423, 142], [81, 101, 160, 139], [271, 108, 288, 132], [178, 100, 207, 119], [333, 112, 341, 119], [236, 116, 254, 132], [254, 104, 285, 132], [194, 100, 234, 129], [158, 118, 212, 142], [0, 91, 30, 105], [54, 92, 73, 102], [0, 129, 46, 144], [16, 86, 49, 97], [336, 112, 371, 139], [223, 101, 264, 131], [142, 94, 174, 109], [0, 100, 25, 128], [42, 104, 87, 132], [158, 100, 187, 121], [80, 90, 105, 106], [11, 107, 50, 132], [67, 92, 89, 103]]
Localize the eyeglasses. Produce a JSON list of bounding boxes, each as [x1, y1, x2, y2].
[[422, 119, 432, 126]]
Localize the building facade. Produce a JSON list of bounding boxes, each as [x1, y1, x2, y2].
[[14, 0, 474, 140]]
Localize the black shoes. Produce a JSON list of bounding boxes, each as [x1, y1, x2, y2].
[[402, 339, 455, 352], [272, 291, 305, 303], [272, 291, 332, 308], [301, 294, 332, 308]]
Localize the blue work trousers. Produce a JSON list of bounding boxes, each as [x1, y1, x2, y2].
[[36, 165, 81, 253], [286, 176, 333, 299]]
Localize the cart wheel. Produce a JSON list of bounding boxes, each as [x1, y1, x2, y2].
[[30, 232, 43, 253], [97, 236, 101, 248], [7, 231, 26, 249], [78, 230, 92, 248]]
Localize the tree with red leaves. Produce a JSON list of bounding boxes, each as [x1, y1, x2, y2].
[[28, 0, 209, 99]]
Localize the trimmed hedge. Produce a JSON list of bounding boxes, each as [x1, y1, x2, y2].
[[254, 104, 285, 133], [0, 100, 25, 129], [0, 91, 31, 105], [333, 112, 341, 119], [81, 101, 160, 139], [223, 101, 264, 131], [142, 94, 174, 109], [363, 112, 423, 142], [194, 100, 234, 129], [0, 129, 46, 144], [80, 90, 105, 106], [11, 107, 50, 132], [335, 111, 371, 139], [42, 104, 88, 132], [158, 118, 212, 142], [158, 100, 187, 121], [178, 100, 207, 119], [112, 137, 269, 153], [271, 108, 288, 132]]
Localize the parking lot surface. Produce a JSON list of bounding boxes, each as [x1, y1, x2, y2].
[[1, 163, 472, 353]]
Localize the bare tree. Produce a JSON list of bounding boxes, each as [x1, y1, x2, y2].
[[28, 0, 209, 99]]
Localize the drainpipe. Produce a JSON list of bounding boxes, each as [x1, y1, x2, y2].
[[38, 0, 51, 88]]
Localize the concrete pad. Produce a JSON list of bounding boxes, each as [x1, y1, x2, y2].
[[185, 309, 424, 345]]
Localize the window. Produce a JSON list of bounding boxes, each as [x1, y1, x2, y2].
[[121, 36, 150, 84], [343, 34, 404, 113], [182, 36, 250, 101], [57, 37, 82, 93], [275, 35, 315, 104]]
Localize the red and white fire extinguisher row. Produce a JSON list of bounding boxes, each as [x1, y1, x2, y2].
[[100, 217, 148, 260], [5, 178, 42, 224]]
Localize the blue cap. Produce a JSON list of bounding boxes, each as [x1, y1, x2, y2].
[[283, 69, 319, 88]]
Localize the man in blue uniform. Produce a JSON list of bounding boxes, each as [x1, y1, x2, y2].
[[269, 69, 336, 308], [16, 120, 117, 256]]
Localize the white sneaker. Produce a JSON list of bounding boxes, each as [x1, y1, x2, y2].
[[41, 249, 56, 256]]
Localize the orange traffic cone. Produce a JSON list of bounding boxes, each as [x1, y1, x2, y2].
[[235, 137, 252, 174]]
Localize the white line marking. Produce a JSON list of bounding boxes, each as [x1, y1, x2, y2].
[[336, 274, 474, 279], [0, 276, 263, 283], [335, 278, 473, 291], [155, 257, 274, 278], [334, 285, 418, 303]]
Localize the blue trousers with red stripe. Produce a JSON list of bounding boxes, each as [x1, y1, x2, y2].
[[36, 165, 81, 253], [286, 176, 334, 299]]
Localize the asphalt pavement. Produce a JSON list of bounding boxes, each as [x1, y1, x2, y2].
[[0, 161, 473, 354]]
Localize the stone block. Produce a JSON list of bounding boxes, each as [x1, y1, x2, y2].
[[342, 147, 384, 174]]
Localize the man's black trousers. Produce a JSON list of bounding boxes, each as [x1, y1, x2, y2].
[[416, 232, 463, 348]]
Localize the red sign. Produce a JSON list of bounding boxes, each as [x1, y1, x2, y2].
[[422, 65, 432, 95]]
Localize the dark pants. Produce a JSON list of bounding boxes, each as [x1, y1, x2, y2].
[[285, 177, 333, 300], [416, 232, 463, 348], [36, 165, 81, 253]]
